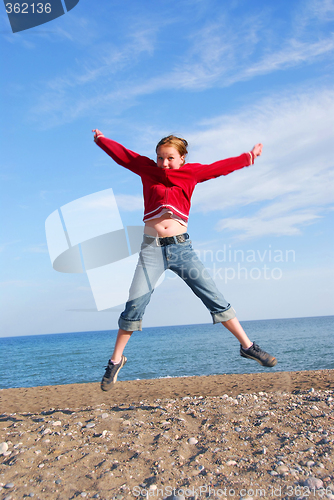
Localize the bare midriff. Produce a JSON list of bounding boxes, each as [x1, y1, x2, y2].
[[144, 213, 187, 237]]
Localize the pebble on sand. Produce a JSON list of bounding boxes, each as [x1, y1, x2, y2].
[[303, 477, 324, 489], [226, 460, 238, 466], [0, 442, 9, 454], [0, 374, 333, 500], [276, 465, 289, 474]]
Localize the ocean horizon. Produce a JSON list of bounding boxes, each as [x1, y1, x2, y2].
[[0, 315, 333, 390]]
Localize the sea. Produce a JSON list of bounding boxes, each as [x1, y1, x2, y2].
[[0, 316, 333, 390]]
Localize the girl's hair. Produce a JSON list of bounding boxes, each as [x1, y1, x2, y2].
[[156, 135, 188, 164]]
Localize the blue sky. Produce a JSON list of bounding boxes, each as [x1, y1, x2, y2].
[[1, 0, 333, 337]]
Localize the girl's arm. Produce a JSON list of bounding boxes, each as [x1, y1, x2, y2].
[[92, 129, 155, 174], [192, 143, 263, 183]]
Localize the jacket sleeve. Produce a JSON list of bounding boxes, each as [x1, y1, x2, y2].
[[95, 136, 156, 175], [191, 152, 254, 183]]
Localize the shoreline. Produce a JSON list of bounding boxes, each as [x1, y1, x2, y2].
[[1, 369, 333, 499], [1, 369, 333, 414]]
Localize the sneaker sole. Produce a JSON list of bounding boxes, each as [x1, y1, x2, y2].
[[101, 356, 127, 392], [241, 351, 277, 367]]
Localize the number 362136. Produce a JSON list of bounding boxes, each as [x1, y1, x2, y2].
[[5, 3, 52, 14]]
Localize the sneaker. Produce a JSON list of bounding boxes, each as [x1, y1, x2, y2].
[[101, 355, 127, 391], [240, 342, 277, 367]]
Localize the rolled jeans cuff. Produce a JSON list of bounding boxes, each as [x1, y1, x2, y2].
[[211, 306, 236, 323], [118, 316, 142, 332]]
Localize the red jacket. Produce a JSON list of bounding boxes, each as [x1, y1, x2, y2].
[[96, 136, 254, 223]]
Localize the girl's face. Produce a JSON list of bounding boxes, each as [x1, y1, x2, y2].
[[156, 145, 185, 170]]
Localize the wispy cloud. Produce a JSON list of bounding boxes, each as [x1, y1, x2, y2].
[[235, 37, 334, 83], [189, 87, 334, 240], [291, 0, 334, 35], [39, 189, 69, 201], [0, 240, 21, 252], [0, 280, 40, 287], [29, 23, 159, 127], [28, 1, 334, 128], [47, 25, 158, 92], [24, 244, 48, 254], [115, 194, 144, 212], [216, 213, 322, 240]]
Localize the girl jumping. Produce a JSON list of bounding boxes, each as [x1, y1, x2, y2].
[[92, 130, 277, 391]]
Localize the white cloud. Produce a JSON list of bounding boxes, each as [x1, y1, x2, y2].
[[188, 87, 334, 240], [28, 22, 159, 127], [115, 194, 144, 212], [216, 213, 322, 240], [0, 280, 39, 287], [236, 38, 334, 83], [0, 240, 21, 252], [28, 2, 334, 128], [47, 25, 158, 92], [292, 0, 334, 34], [24, 244, 48, 254]]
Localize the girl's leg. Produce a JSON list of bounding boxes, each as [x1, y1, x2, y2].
[[118, 240, 166, 332], [101, 330, 131, 391], [222, 316, 277, 368], [168, 241, 276, 366], [110, 329, 133, 364], [221, 317, 252, 349], [107, 240, 166, 366], [169, 241, 235, 322], [101, 241, 167, 391]]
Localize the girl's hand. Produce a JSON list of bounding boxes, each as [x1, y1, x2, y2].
[[92, 129, 104, 142], [251, 143, 263, 158]]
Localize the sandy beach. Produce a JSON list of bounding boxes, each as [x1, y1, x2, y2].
[[1, 369, 333, 499]]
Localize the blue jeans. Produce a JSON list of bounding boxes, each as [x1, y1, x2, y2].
[[118, 234, 236, 331]]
